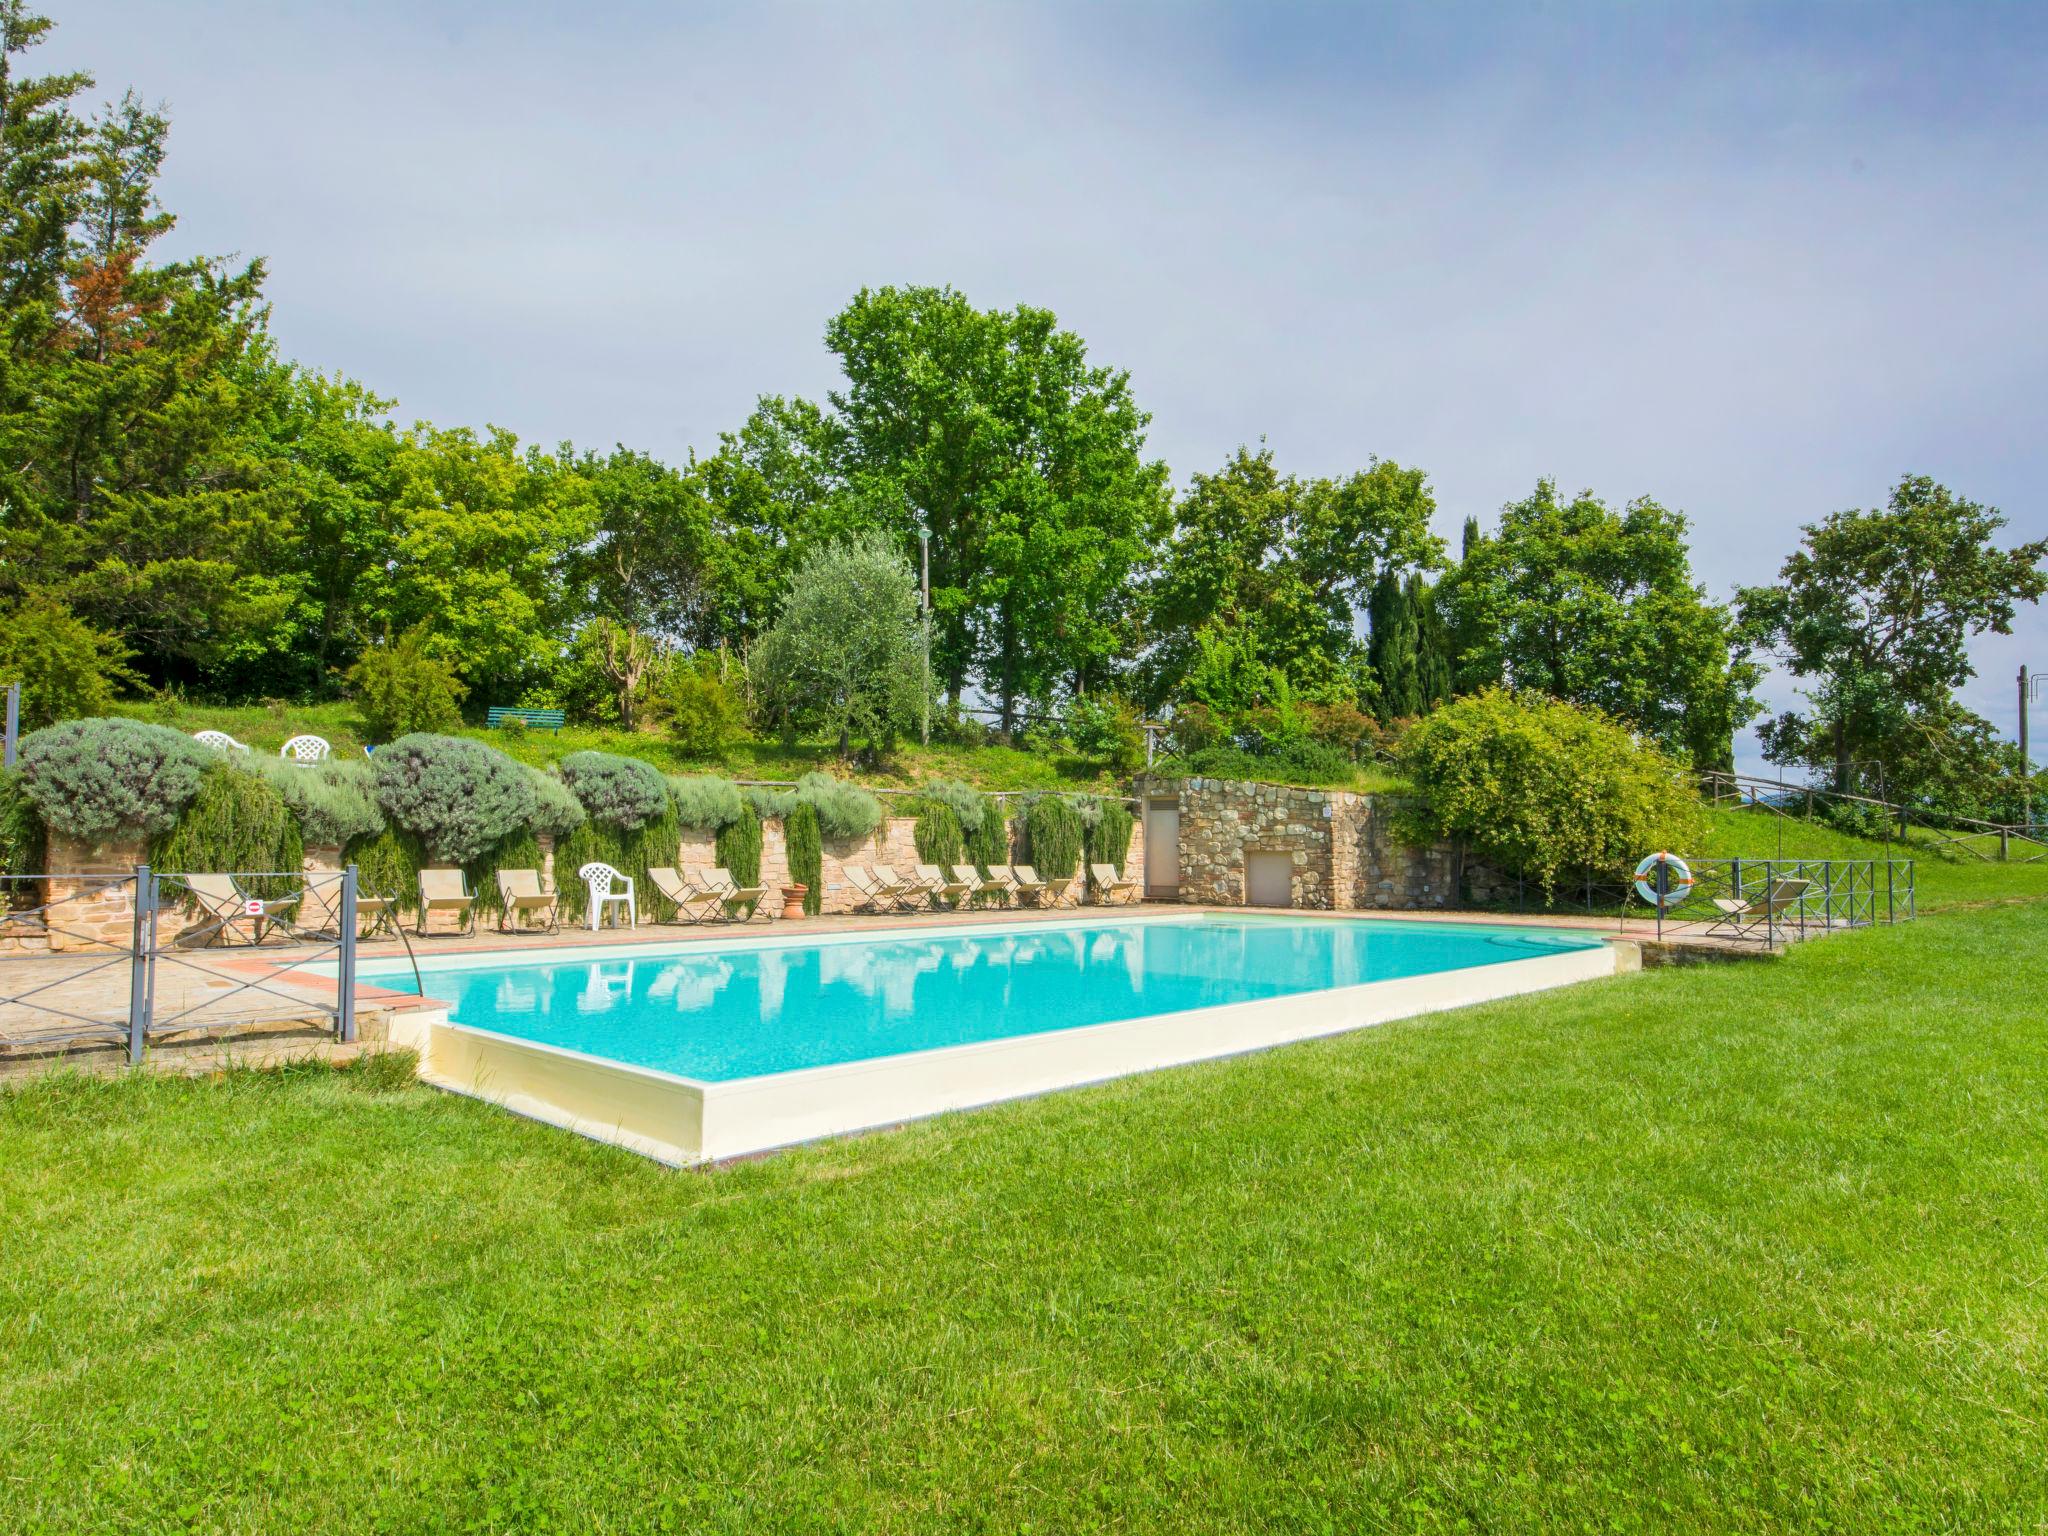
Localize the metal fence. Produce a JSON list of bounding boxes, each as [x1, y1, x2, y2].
[[0, 865, 364, 1067], [1475, 857, 1916, 949]]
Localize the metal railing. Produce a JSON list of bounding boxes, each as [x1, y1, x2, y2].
[[0, 864, 367, 1067], [1474, 857, 1916, 950], [1697, 770, 2045, 863]]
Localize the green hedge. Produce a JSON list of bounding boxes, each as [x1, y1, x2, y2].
[[19, 718, 209, 843], [152, 764, 304, 901], [714, 804, 763, 887], [912, 801, 965, 869], [786, 802, 822, 915], [1023, 795, 1083, 882]]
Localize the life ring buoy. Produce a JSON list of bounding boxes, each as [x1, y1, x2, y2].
[[1633, 851, 1693, 908]]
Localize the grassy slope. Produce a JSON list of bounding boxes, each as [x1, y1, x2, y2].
[[1698, 805, 2048, 910], [4, 887, 2045, 1529], [108, 699, 1407, 794]]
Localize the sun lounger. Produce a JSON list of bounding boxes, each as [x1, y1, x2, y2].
[[1009, 865, 1051, 907], [649, 867, 726, 925], [983, 864, 1020, 906], [950, 864, 989, 907], [693, 866, 767, 921], [917, 863, 972, 909], [180, 872, 302, 946], [873, 864, 932, 910], [843, 865, 895, 914], [417, 867, 476, 937], [495, 868, 560, 933], [1089, 862, 1141, 905], [1706, 877, 1811, 939]]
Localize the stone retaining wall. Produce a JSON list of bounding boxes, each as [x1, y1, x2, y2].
[[1133, 775, 1505, 911]]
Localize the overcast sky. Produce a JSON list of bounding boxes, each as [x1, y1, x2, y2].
[[48, 1, 2048, 770]]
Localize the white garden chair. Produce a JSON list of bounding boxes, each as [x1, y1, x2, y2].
[[579, 861, 637, 932], [192, 729, 250, 753], [280, 733, 332, 761]]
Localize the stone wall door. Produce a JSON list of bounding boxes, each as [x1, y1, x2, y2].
[[1144, 798, 1180, 897], [1245, 849, 1293, 908]]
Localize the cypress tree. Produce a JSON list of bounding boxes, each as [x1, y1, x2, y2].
[[1411, 574, 1454, 711], [1367, 572, 1422, 721]]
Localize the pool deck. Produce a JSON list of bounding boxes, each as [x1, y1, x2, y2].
[[0, 901, 1817, 1080]]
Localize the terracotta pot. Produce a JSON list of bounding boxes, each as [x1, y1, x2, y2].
[[779, 885, 809, 921]]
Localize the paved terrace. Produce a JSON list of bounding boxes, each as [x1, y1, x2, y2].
[[0, 902, 1825, 1080]]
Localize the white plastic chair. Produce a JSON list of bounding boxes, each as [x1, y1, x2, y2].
[[280, 734, 332, 761], [579, 861, 636, 932], [192, 729, 250, 753]]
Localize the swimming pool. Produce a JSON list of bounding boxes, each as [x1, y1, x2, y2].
[[372, 913, 1627, 1164]]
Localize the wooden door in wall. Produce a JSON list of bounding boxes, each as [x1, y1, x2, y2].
[[1245, 850, 1293, 908], [1144, 798, 1180, 897]]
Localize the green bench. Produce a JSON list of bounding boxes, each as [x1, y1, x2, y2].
[[486, 706, 565, 732]]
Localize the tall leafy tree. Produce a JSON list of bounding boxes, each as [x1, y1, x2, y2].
[[1148, 445, 1443, 710], [1411, 572, 1454, 711], [1440, 480, 1757, 770], [1738, 475, 2047, 795], [1366, 570, 1420, 719]]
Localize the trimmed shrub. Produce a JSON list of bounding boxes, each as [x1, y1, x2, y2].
[[152, 764, 305, 901], [1085, 797, 1135, 876], [793, 771, 882, 841], [373, 733, 536, 864], [18, 718, 210, 843], [745, 785, 794, 820], [1022, 794, 1083, 882], [670, 774, 745, 832], [347, 627, 468, 740], [922, 778, 986, 834], [715, 804, 763, 887], [559, 750, 670, 830], [1398, 688, 1708, 898], [253, 756, 385, 847], [785, 801, 823, 916], [346, 826, 425, 915], [0, 768, 47, 881], [0, 595, 136, 730], [525, 770, 587, 839], [912, 801, 965, 869]]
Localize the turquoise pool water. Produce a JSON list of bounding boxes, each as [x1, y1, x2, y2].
[[382, 916, 1602, 1082]]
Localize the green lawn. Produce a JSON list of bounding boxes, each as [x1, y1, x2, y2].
[[4, 889, 2045, 1529]]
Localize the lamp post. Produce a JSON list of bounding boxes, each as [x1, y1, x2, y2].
[[916, 514, 932, 746], [2023, 664, 2044, 827]]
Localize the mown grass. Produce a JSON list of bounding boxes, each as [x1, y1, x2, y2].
[[3, 886, 2044, 1531]]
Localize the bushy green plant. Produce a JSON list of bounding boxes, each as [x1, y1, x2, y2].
[[661, 653, 747, 757], [346, 826, 425, 914], [714, 804, 763, 887], [922, 778, 986, 834], [0, 768, 47, 880], [253, 757, 385, 847], [793, 771, 882, 840], [347, 627, 468, 741], [373, 733, 536, 864], [1085, 797, 1135, 877], [152, 764, 304, 900], [1022, 794, 1083, 882], [18, 718, 210, 843], [1157, 740, 1355, 788], [1822, 797, 1895, 841], [1068, 693, 1147, 778], [1398, 688, 1709, 897], [966, 802, 1011, 873], [785, 801, 823, 915], [0, 595, 136, 729], [912, 801, 965, 868], [669, 774, 745, 832], [744, 785, 794, 820], [558, 750, 669, 830], [525, 770, 587, 839], [1166, 702, 1224, 758]]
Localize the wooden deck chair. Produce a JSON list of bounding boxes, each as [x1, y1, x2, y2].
[[290, 871, 395, 940], [1009, 865, 1051, 907], [983, 864, 1020, 906], [694, 866, 767, 922], [1706, 877, 1811, 940], [417, 867, 476, 937], [950, 864, 988, 907], [844, 865, 894, 914], [917, 863, 972, 909], [1089, 862, 1142, 905], [180, 872, 300, 947], [872, 864, 931, 911], [649, 867, 725, 925], [495, 869, 559, 933]]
